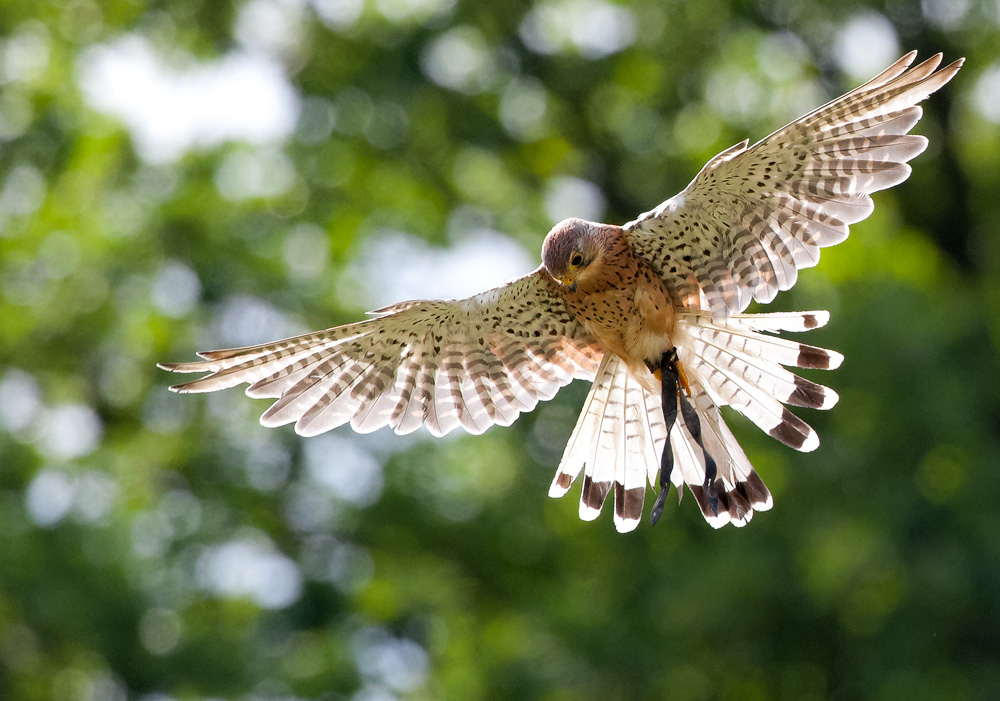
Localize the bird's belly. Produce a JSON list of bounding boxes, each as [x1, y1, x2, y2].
[[626, 322, 673, 366], [626, 285, 675, 363], [580, 283, 675, 373]]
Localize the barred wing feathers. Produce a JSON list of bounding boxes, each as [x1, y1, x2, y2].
[[159, 270, 603, 438], [625, 52, 963, 321]]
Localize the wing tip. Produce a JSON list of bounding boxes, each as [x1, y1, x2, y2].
[[166, 379, 213, 394], [260, 414, 288, 430], [936, 56, 966, 86], [158, 359, 224, 375], [158, 360, 210, 373], [158, 361, 205, 394], [293, 423, 323, 437]]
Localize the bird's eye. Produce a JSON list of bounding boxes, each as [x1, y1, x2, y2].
[[570, 253, 584, 267]]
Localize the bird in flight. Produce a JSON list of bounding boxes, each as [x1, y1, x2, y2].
[[160, 52, 962, 532]]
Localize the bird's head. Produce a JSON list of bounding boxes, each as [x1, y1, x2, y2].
[[541, 218, 605, 293]]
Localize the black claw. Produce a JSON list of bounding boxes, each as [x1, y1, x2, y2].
[[650, 485, 669, 526], [704, 457, 719, 495], [703, 473, 720, 517]]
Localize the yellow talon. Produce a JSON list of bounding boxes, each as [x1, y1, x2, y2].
[[652, 353, 690, 396], [676, 358, 692, 396]]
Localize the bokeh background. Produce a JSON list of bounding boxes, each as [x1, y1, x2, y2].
[[2, 1, 1000, 699]]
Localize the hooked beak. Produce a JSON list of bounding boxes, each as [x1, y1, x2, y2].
[[559, 276, 578, 293]]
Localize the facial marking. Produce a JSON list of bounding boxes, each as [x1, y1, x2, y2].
[[542, 218, 598, 283]]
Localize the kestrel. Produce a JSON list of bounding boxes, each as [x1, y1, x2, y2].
[[160, 52, 962, 532]]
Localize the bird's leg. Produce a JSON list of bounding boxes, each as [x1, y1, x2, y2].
[[650, 350, 679, 525], [650, 350, 719, 525]]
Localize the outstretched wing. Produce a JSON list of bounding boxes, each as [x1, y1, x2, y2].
[[159, 269, 603, 438], [625, 51, 963, 321]]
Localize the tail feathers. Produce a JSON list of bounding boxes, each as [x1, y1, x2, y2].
[[674, 387, 773, 528], [676, 310, 840, 452], [548, 354, 666, 533], [549, 353, 774, 531], [550, 309, 836, 529]]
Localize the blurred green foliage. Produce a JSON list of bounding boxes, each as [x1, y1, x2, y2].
[[1, 0, 999, 699]]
